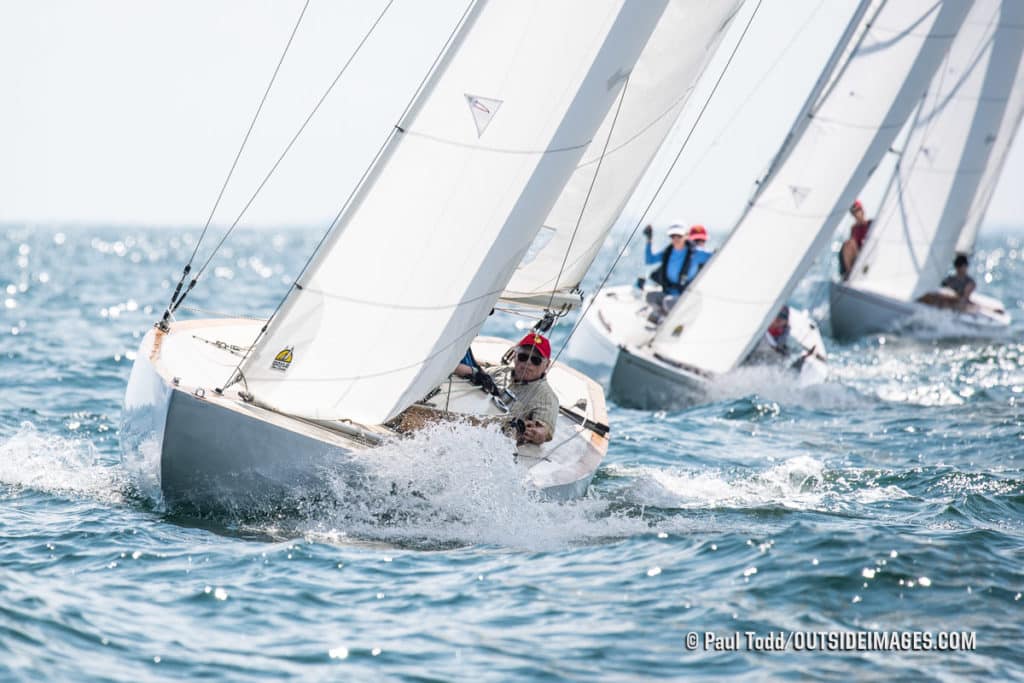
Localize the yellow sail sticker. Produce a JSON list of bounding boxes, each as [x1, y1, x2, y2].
[[271, 346, 294, 372]]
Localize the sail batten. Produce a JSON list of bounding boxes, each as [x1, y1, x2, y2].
[[236, 0, 672, 424], [650, 0, 972, 376]]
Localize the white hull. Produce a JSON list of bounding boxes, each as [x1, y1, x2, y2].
[[829, 281, 1011, 339], [121, 319, 609, 514], [564, 285, 658, 372], [573, 285, 829, 409]]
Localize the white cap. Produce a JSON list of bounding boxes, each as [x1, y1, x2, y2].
[[666, 223, 687, 237]]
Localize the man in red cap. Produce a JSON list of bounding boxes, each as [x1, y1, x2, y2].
[[501, 332, 559, 444], [839, 200, 872, 279], [641, 222, 712, 315], [453, 332, 559, 444]]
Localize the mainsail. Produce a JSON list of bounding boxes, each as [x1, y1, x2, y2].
[[650, 0, 972, 375], [499, 0, 743, 310], [848, 0, 1024, 301], [236, 1, 671, 424]]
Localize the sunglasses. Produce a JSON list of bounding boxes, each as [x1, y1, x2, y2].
[[516, 351, 545, 366]]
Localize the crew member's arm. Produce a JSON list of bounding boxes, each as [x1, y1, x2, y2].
[[962, 277, 976, 301], [526, 388, 560, 444], [522, 419, 551, 444], [644, 240, 659, 265], [454, 348, 478, 377]]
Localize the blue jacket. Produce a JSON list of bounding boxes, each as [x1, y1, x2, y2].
[[645, 242, 711, 292]]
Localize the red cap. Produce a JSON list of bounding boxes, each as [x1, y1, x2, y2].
[[688, 224, 708, 241], [850, 199, 863, 213], [517, 332, 551, 359]]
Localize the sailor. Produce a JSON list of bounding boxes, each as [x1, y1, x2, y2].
[[941, 254, 976, 305], [454, 333, 559, 445], [495, 333, 559, 444], [764, 305, 791, 355], [758, 305, 817, 371], [839, 200, 872, 279], [642, 223, 712, 311]]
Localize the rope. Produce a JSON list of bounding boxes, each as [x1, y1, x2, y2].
[[543, 75, 631, 314], [654, 0, 831, 215], [219, 0, 479, 392], [167, 0, 399, 319], [553, 0, 765, 363], [160, 1, 309, 326], [179, 305, 267, 322]]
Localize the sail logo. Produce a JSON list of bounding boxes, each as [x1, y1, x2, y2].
[[788, 185, 810, 208], [271, 347, 294, 372], [465, 94, 503, 138]]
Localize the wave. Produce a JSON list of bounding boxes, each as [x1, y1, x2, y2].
[[0, 423, 127, 504]]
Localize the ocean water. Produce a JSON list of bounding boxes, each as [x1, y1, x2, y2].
[[1, 224, 1022, 681]]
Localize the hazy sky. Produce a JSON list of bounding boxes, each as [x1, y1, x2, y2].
[[2, 0, 1022, 233]]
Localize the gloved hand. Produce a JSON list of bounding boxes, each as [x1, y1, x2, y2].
[[471, 368, 497, 395], [642, 224, 653, 240]]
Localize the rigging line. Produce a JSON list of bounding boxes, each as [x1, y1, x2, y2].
[[218, 0, 479, 392], [179, 305, 268, 321], [552, 0, 765, 363], [189, 0, 310, 269], [654, 0, 830, 214], [543, 75, 631, 313], [170, 0, 398, 315], [160, 0, 309, 323]]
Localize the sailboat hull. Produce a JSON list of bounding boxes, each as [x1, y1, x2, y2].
[[610, 345, 708, 409], [160, 389, 361, 514], [829, 281, 1011, 339], [577, 285, 829, 409], [121, 326, 368, 514], [121, 320, 608, 514]]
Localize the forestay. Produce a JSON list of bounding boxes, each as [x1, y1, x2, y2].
[[651, 0, 972, 375], [500, 0, 743, 310], [236, 0, 669, 424], [849, 0, 1024, 301]]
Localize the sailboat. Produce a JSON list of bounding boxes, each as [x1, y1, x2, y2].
[[120, 0, 742, 513], [829, 0, 1022, 339], [605, 0, 974, 409]]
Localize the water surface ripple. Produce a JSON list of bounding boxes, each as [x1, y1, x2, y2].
[[1, 226, 1022, 681]]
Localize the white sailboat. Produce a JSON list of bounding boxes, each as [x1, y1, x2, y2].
[[608, 0, 974, 409], [830, 0, 1022, 339], [568, 0, 851, 387], [120, 1, 737, 513]]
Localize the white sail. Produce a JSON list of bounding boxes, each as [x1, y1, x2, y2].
[[500, 0, 743, 309], [651, 0, 972, 375], [956, 5, 1024, 254], [235, 0, 671, 424], [848, 0, 1024, 301]]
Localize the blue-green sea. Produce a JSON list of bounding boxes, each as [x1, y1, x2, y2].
[[2, 224, 1022, 681]]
